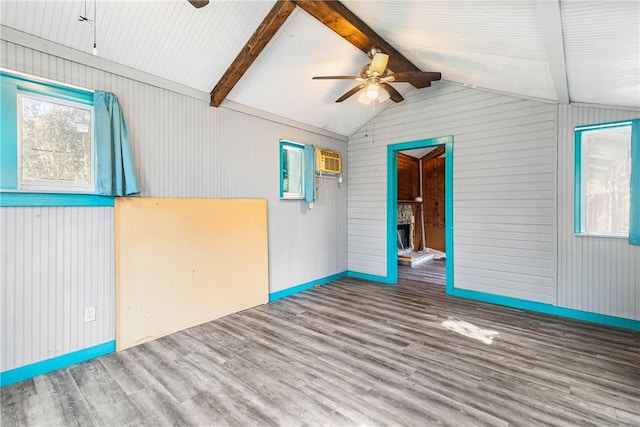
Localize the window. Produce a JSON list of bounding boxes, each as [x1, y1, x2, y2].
[[1, 70, 95, 195], [18, 92, 94, 193], [575, 120, 637, 236], [280, 140, 305, 199]]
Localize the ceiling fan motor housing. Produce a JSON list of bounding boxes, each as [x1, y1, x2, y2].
[[368, 47, 384, 59]]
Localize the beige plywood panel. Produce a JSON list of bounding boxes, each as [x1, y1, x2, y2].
[[115, 198, 269, 351]]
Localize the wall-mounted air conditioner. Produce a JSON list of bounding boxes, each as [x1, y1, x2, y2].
[[316, 149, 341, 174]]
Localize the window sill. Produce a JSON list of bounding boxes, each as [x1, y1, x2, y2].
[[574, 232, 629, 239], [0, 192, 114, 207]]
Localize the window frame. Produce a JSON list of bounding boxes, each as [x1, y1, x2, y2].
[[574, 119, 634, 237], [279, 140, 306, 200], [16, 90, 96, 194], [0, 69, 111, 207]]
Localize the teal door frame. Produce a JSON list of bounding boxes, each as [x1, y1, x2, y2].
[[387, 135, 454, 293]]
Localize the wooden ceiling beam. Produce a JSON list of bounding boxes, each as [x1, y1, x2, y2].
[[210, 0, 425, 107], [421, 145, 446, 162], [210, 0, 296, 107], [294, 0, 421, 76]]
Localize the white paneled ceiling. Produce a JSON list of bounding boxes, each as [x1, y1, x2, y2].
[[1, 0, 638, 137], [0, 0, 276, 92], [342, 0, 557, 100], [227, 7, 412, 136], [561, 0, 640, 107]]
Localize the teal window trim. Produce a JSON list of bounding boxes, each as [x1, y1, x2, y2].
[[1, 71, 93, 104], [279, 139, 306, 200], [574, 119, 637, 235], [1, 69, 100, 207], [1, 77, 18, 189], [0, 192, 114, 207]]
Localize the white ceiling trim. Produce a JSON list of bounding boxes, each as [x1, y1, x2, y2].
[[0, 25, 347, 142], [349, 78, 564, 139], [442, 80, 559, 105], [221, 100, 347, 142], [535, 0, 570, 104], [568, 101, 640, 113]]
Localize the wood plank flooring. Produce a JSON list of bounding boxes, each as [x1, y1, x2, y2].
[[398, 258, 446, 284], [2, 277, 639, 426]]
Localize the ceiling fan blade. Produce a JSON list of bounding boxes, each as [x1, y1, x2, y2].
[[188, 0, 210, 8], [313, 76, 359, 80], [387, 71, 441, 88], [369, 53, 389, 75], [336, 83, 367, 102], [381, 83, 404, 103]]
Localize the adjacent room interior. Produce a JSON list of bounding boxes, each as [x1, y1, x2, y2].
[[1, 0, 639, 425], [396, 146, 447, 285]]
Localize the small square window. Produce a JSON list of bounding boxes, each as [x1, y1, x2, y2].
[[18, 92, 94, 193]]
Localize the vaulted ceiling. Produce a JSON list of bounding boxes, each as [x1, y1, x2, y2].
[[1, 0, 638, 137]]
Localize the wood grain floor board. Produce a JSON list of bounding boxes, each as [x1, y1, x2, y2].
[[398, 258, 446, 285], [2, 276, 639, 426]]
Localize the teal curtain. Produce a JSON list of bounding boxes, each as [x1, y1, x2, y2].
[[630, 120, 640, 245], [94, 91, 139, 196], [304, 145, 315, 203]]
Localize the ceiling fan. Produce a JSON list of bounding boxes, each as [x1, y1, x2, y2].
[[188, 0, 209, 8], [313, 48, 441, 104]]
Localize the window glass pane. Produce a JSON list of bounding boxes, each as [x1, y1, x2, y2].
[[20, 94, 92, 185], [282, 144, 303, 198], [582, 125, 631, 234]]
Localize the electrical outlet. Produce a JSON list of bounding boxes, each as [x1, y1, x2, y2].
[[84, 306, 96, 323]]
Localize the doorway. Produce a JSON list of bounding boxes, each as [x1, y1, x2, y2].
[[397, 145, 446, 284], [387, 136, 454, 293]]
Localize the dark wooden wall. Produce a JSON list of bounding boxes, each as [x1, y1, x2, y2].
[[397, 153, 420, 201], [422, 157, 445, 252], [397, 152, 446, 252]]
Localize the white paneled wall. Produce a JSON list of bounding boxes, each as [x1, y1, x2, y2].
[[557, 105, 640, 320], [348, 84, 558, 304], [1, 40, 347, 371], [1, 207, 114, 372], [348, 83, 639, 320]]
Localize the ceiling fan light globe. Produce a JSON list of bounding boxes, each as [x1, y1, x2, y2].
[[358, 91, 372, 105], [378, 87, 391, 102], [366, 84, 380, 100]]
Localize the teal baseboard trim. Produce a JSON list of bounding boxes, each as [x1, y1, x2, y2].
[[451, 288, 640, 332], [0, 192, 114, 207], [0, 340, 116, 387], [347, 270, 396, 285], [269, 271, 348, 302]]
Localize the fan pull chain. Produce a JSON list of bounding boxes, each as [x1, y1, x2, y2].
[[92, 0, 97, 55], [371, 98, 376, 144], [78, 0, 98, 55], [364, 106, 369, 138]]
